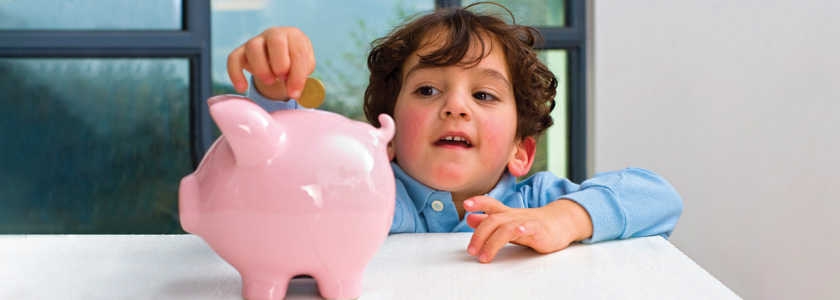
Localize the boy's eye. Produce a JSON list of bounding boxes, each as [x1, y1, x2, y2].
[[417, 86, 440, 96], [473, 92, 497, 101]]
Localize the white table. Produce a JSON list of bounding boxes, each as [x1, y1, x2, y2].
[[0, 233, 739, 299]]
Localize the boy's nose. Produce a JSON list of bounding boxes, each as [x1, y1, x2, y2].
[[440, 93, 471, 121], [445, 111, 467, 118]]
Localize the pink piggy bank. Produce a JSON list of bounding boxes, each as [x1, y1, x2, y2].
[[179, 95, 396, 300]]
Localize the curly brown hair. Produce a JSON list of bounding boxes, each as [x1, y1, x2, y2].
[[364, 2, 557, 140]]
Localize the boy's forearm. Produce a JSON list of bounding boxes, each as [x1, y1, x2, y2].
[[546, 199, 593, 242]]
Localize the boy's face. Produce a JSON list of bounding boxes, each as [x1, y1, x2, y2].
[[389, 36, 536, 200]]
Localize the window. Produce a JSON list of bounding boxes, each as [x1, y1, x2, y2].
[[0, 1, 211, 233], [0, 0, 585, 233]]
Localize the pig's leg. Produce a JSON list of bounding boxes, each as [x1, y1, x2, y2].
[[242, 275, 290, 300], [314, 271, 364, 300]]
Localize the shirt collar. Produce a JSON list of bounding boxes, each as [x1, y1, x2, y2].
[[486, 171, 516, 199], [391, 162, 438, 212], [391, 162, 517, 212]]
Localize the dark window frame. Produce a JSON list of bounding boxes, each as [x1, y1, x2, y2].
[[437, 0, 587, 183], [0, 1, 213, 168]]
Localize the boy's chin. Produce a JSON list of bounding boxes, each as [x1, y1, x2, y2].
[[399, 161, 502, 192], [427, 167, 499, 192], [405, 165, 469, 190]]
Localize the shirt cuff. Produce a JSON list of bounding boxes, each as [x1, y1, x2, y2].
[[246, 76, 303, 112], [560, 186, 626, 243]]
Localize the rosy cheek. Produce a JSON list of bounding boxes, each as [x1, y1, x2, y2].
[[393, 107, 428, 161], [480, 118, 516, 160]]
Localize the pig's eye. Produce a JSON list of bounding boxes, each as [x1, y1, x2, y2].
[[416, 86, 440, 96]]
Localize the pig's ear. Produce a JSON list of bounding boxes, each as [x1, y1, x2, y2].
[[208, 95, 282, 168], [375, 114, 396, 145]]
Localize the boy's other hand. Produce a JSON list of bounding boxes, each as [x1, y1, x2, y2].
[[464, 196, 593, 263], [227, 27, 315, 100]]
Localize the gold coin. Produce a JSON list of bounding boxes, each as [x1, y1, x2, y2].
[[297, 78, 325, 108]]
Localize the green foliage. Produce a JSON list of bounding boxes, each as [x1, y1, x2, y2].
[[312, 0, 424, 122], [0, 59, 191, 234]]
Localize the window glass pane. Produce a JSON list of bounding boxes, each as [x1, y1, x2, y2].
[[0, 0, 182, 30], [463, 0, 565, 27], [0, 58, 191, 233], [533, 50, 568, 178], [211, 0, 434, 120]]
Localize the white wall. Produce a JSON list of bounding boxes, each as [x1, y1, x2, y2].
[[592, 1, 840, 299]]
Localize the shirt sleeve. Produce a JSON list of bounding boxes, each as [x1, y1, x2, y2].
[[246, 76, 304, 112], [523, 168, 683, 243]]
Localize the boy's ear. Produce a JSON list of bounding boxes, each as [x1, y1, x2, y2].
[[507, 136, 537, 177], [387, 141, 395, 161]]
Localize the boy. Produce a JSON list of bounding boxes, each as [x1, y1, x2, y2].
[[226, 3, 682, 263]]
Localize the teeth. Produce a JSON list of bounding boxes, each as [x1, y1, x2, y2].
[[441, 136, 470, 145]]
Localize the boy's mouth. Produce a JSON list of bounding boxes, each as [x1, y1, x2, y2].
[[435, 135, 473, 148]]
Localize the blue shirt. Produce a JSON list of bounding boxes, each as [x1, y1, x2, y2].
[[247, 81, 683, 243], [390, 161, 682, 243]]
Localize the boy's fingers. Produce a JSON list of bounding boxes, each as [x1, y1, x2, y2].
[[244, 38, 275, 86], [265, 33, 290, 82], [465, 197, 512, 257], [477, 223, 520, 263], [285, 67, 307, 100], [508, 221, 538, 248], [465, 213, 487, 229], [512, 221, 568, 254], [467, 210, 511, 257], [463, 196, 509, 214], [285, 34, 315, 100], [226, 47, 249, 92], [467, 216, 495, 256]]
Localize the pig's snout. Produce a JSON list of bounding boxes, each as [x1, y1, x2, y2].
[[178, 175, 200, 234]]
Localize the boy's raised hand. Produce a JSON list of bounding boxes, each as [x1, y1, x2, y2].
[[464, 196, 594, 263], [227, 27, 315, 101]]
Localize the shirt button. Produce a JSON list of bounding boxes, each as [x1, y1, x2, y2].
[[431, 200, 444, 212]]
